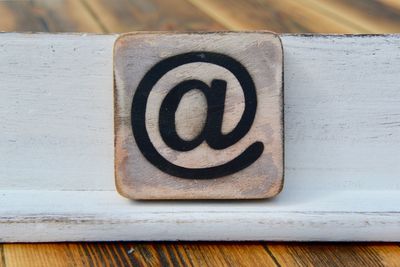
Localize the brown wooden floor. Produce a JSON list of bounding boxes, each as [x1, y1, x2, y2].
[[1, 0, 400, 266]]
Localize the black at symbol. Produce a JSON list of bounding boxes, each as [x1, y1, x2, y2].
[[131, 52, 264, 179]]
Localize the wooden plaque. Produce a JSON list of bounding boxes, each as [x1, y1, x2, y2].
[[114, 32, 283, 199]]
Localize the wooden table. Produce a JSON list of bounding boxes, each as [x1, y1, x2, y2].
[[0, 0, 400, 266]]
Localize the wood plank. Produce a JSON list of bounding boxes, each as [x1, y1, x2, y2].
[[172, 242, 277, 266], [306, 0, 400, 33], [107, 242, 275, 266], [1, 242, 277, 267], [2, 243, 135, 267], [4, 33, 400, 193], [281, 34, 400, 192], [379, 0, 400, 11], [267, 243, 400, 266], [4, 242, 399, 266], [2, 34, 400, 240], [0, 0, 103, 32], [0, 0, 398, 266], [0, 245, 4, 267], [187, 0, 365, 32], [188, 0, 400, 33], [82, 0, 225, 32], [1, 190, 400, 242], [3, 244, 75, 267], [0, 33, 116, 191]]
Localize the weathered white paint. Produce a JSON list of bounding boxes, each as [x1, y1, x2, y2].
[[0, 33, 400, 241], [0, 33, 116, 191], [1, 190, 399, 242]]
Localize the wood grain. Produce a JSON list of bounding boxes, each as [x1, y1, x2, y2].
[[2, 243, 134, 267], [187, 0, 365, 32], [0, 0, 102, 32], [2, 34, 400, 238], [187, 0, 400, 33], [3, 242, 400, 267], [114, 32, 283, 199], [1, 190, 400, 242], [1, 0, 400, 266], [267, 243, 400, 266], [82, 0, 224, 32], [0, 33, 116, 191], [0, 242, 279, 267], [379, 0, 400, 11], [309, 0, 400, 33], [3, 33, 400, 194]]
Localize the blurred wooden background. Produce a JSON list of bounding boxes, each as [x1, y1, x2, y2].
[[1, 0, 400, 33], [1, 0, 400, 266]]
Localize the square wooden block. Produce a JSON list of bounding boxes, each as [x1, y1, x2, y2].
[[114, 32, 283, 199]]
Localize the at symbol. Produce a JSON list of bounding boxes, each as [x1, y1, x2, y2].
[[131, 52, 264, 179]]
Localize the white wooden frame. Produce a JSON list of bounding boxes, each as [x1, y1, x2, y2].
[[1, 33, 400, 241]]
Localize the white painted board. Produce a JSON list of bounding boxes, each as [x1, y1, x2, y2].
[[0, 33, 400, 241]]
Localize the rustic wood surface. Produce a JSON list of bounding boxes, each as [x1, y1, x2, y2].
[[0, 0, 399, 266], [114, 32, 283, 199]]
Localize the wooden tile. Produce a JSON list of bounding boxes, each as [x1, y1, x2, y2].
[[114, 32, 283, 199]]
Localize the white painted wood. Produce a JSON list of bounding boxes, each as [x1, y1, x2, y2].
[[1, 33, 400, 241], [0, 33, 116, 190], [284, 34, 400, 192], [1, 190, 399, 241]]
